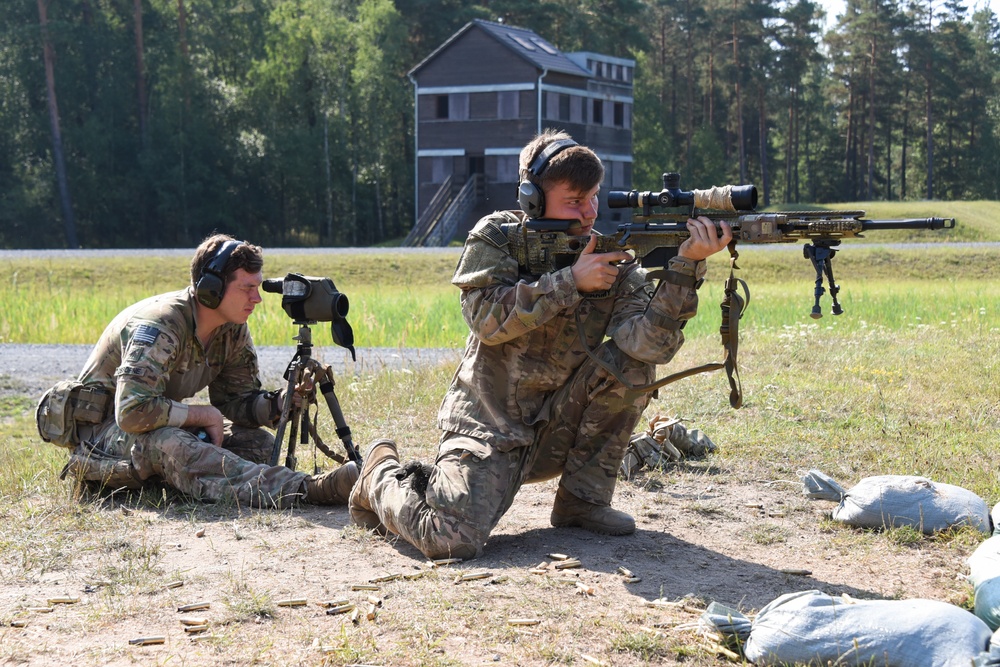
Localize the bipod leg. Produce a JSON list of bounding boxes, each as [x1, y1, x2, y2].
[[315, 364, 361, 465], [804, 243, 827, 319], [823, 253, 843, 315], [804, 242, 841, 319]]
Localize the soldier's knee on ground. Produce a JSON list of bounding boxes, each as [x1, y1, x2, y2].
[[421, 536, 482, 561], [396, 498, 490, 561]]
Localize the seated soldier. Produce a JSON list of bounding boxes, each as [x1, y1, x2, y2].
[[42, 234, 358, 507]]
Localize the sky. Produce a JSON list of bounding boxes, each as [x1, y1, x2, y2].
[[814, 0, 1000, 28]]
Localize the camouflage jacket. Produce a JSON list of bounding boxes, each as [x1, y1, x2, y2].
[[438, 210, 706, 451], [78, 288, 271, 433]]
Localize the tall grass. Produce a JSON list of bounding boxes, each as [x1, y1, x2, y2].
[[1, 245, 994, 347]]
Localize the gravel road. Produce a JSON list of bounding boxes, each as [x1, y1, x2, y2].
[[0, 344, 461, 400]]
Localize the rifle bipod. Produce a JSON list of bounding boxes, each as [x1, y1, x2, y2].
[[804, 240, 843, 318], [269, 323, 362, 470]]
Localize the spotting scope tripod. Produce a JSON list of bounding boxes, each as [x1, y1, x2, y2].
[[262, 272, 362, 470], [268, 322, 362, 470]]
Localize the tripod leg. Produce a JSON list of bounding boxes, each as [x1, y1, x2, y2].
[[290, 406, 311, 470], [285, 405, 301, 471], [316, 367, 362, 465], [269, 362, 302, 467]]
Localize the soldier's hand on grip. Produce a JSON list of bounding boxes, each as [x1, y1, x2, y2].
[[572, 234, 632, 293]]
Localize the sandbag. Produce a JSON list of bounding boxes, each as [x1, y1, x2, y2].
[[701, 589, 994, 667], [801, 469, 991, 535], [969, 535, 1000, 630]]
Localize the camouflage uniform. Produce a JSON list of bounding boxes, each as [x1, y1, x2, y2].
[[69, 288, 308, 507], [364, 211, 707, 558]]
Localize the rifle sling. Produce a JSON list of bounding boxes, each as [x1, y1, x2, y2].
[[574, 242, 747, 407], [720, 242, 748, 408]]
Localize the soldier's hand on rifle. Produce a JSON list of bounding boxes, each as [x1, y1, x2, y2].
[[678, 216, 732, 261], [572, 233, 633, 293]]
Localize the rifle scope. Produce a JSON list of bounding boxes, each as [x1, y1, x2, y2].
[[607, 172, 758, 213]]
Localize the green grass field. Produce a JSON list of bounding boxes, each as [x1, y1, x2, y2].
[[1, 225, 996, 347], [1, 246, 994, 346]]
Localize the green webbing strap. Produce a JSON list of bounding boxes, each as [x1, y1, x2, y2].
[[575, 243, 748, 406], [720, 242, 748, 408]]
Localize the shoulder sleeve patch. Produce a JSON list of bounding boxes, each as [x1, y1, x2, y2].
[[470, 219, 509, 249], [132, 324, 161, 346]]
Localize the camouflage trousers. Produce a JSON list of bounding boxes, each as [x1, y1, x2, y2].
[[72, 419, 308, 508], [367, 345, 654, 559]]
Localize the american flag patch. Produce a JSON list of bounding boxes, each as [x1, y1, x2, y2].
[[132, 324, 160, 345]]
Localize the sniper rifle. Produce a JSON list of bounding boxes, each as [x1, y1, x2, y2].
[[507, 172, 955, 407]]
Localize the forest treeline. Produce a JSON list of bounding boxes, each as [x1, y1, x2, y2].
[[2, 0, 998, 248]]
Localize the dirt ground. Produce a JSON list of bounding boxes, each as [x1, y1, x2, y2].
[[2, 460, 980, 666], [0, 345, 984, 666]]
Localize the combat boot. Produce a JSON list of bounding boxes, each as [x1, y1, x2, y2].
[[303, 461, 359, 505], [550, 486, 635, 536], [348, 439, 400, 531]]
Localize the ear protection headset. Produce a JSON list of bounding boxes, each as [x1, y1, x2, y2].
[[195, 239, 243, 309], [516, 138, 578, 218]]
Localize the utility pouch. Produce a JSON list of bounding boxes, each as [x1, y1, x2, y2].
[[36, 380, 111, 449]]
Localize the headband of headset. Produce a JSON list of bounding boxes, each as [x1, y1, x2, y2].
[[196, 239, 243, 309], [527, 138, 578, 178]]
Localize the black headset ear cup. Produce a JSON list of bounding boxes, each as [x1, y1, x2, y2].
[[517, 180, 545, 218], [196, 240, 241, 309]]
